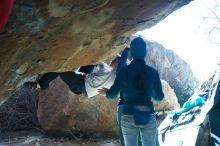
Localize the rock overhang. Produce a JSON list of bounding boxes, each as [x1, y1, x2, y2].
[[0, 0, 192, 101]]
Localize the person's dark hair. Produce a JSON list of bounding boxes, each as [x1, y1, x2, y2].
[[137, 62, 147, 92], [130, 37, 148, 91], [78, 65, 95, 75]]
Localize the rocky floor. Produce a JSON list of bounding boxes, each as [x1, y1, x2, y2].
[[0, 131, 120, 146]]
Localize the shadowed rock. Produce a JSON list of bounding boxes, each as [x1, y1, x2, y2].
[[37, 77, 118, 135]]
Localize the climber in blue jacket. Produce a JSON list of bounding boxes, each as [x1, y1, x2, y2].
[[98, 37, 164, 146]]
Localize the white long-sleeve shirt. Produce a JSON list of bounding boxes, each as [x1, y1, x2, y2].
[[84, 48, 129, 98], [85, 63, 116, 98]]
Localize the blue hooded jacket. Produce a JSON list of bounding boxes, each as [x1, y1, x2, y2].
[[106, 59, 164, 115]]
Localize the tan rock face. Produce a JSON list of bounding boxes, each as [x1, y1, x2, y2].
[[0, 0, 192, 101], [153, 80, 180, 111]]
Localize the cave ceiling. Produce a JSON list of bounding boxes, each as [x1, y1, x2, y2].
[[0, 0, 192, 100]]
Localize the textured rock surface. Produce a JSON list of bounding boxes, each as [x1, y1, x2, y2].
[[0, 0, 192, 101], [37, 76, 178, 134], [147, 41, 199, 104], [153, 80, 180, 111], [37, 77, 118, 135]]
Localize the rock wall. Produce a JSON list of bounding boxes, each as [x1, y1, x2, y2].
[[153, 80, 180, 111], [146, 41, 199, 104], [0, 0, 192, 101]]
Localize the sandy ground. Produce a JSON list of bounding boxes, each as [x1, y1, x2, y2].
[[0, 131, 121, 146]]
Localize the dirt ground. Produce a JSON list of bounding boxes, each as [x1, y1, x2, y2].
[[0, 131, 121, 146]]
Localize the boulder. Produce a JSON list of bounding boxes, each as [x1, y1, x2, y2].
[[153, 80, 180, 111], [37, 77, 117, 135]]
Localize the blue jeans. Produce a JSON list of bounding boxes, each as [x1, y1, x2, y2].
[[121, 114, 159, 146], [117, 105, 125, 146]]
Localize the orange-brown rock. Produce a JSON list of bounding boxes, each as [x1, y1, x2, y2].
[[153, 80, 180, 111], [0, 0, 192, 101]]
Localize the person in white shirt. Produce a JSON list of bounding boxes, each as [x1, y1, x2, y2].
[[37, 48, 128, 98]]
